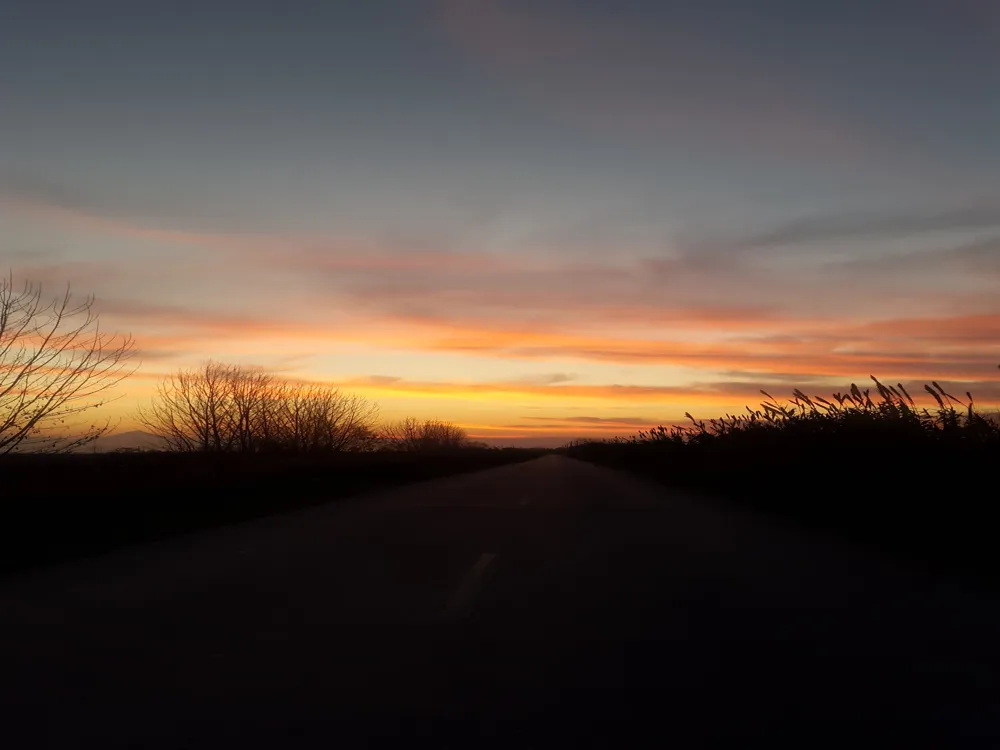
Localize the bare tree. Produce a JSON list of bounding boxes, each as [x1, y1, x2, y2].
[[138, 363, 379, 454], [138, 362, 268, 452], [269, 386, 379, 453], [225, 365, 274, 453], [379, 417, 470, 451], [0, 274, 135, 454], [136, 363, 211, 452]]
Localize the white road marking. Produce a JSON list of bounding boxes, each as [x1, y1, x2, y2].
[[441, 552, 498, 619]]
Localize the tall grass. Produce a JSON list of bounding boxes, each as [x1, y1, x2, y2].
[[566, 376, 1000, 582]]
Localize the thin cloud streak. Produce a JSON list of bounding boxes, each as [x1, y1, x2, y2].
[[521, 415, 657, 426], [342, 375, 1000, 410], [11, 188, 1000, 324], [1, 192, 510, 274], [694, 205, 1000, 251]]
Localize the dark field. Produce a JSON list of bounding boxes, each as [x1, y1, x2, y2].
[[1, 448, 544, 575], [566, 381, 1000, 587]]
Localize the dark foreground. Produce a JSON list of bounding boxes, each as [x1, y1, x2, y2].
[[2, 456, 999, 747], [0, 448, 540, 574]]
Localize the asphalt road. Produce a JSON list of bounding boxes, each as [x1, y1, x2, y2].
[[3, 455, 999, 747]]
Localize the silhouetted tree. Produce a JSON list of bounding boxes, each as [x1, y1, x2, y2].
[[263, 383, 379, 453], [137, 362, 248, 452], [138, 363, 378, 453], [379, 417, 470, 451], [0, 274, 135, 453]]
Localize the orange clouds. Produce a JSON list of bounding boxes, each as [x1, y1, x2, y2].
[[341, 373, 1000, 409], [386, 314, 1000, 382], [89, 297, 1000, 386], [343, 376, 735, 403]]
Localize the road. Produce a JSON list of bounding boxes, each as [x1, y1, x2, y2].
[[2, 455, 999, 747]]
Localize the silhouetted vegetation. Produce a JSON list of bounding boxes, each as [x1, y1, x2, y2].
[[566, 375, 1000, 583], [138, 361, 379, 453], [0, 447, 545, 575], [379, 417, 474, 451], [1, 275, 135, 453]]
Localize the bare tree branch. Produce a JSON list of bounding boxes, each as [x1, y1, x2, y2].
[[137, 364, 379, 454], [379, 417, 470, 452], [0, 273, 136, 454]]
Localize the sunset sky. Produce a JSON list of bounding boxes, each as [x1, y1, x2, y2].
[[3, 0, 1000, 444]]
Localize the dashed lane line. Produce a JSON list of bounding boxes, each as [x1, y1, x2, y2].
[[441, 552, 499, 620]]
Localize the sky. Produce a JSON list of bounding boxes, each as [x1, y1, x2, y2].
[[2, 0, 1000, 445]]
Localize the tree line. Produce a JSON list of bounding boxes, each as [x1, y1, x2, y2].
[[1, 274, 474, 455], [137, 361, 473, 454]]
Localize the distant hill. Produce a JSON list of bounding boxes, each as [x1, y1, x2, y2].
[[473, 436, 575, 449], [77, 431, 569, 452], [81, 430, 168, 453]]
